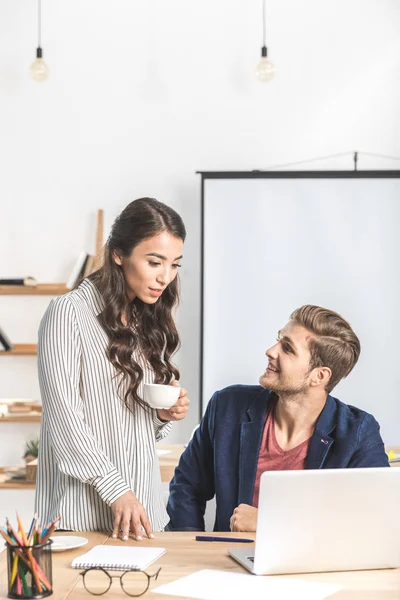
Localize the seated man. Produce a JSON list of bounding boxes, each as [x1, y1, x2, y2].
[[167, 305, 389, 532]]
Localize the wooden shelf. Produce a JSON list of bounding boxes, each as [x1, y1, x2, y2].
[[0, 283, 67, 296], [0, 467, 35, 489], [0, 344, 37, 356], [0, 414, 41, 422], [0, 445, 183, 489]]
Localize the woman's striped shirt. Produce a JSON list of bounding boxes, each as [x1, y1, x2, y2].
[[34, 278, 171, 532]]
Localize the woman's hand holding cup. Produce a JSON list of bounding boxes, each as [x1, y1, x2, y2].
[[143, 380, 189, 422], [157, 381, 190, 422]]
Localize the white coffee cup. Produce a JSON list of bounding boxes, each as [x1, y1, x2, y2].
[[143, 382, 181, 409]]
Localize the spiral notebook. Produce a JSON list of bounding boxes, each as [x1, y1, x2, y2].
[[71, 545, 166, 571]]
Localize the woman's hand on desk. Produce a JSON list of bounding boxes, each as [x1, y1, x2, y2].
[[157, 381, 190, 422], [230, 504, 258, 532], [111, 491, 154, 541]]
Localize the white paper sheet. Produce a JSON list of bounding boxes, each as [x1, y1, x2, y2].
[[153, 569, 341, 600], [156, 449, 172, 456]]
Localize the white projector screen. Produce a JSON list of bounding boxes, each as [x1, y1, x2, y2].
[[201, 171, 400, 445]]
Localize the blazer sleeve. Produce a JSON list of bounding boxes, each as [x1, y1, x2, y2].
[[38, 297, 131, 506], [167, 393, 217, 530], [348, 413, 390, 468]]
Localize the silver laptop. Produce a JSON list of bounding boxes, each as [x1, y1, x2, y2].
[[229, 467, 400, 575]]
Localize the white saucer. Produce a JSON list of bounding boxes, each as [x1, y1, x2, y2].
[[50, 535, 88, 552]]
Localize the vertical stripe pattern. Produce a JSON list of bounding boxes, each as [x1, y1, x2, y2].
[[35, 279, 171, 532]]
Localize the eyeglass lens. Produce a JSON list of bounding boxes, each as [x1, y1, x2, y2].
[[121, 571, 150, 596], [83, 569, 151, 597], [83, 569, 111, 595]]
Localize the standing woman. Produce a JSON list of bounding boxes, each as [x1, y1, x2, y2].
[[35, 198, 189, 540]]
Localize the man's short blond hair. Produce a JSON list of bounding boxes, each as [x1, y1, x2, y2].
[[290, 305, 361, 393]]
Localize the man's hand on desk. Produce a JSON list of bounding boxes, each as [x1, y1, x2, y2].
[[157, 381, 190, 422], [230, 504, 258, 532]]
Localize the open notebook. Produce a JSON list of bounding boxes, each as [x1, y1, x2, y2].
[[71, 545, 166, 571]]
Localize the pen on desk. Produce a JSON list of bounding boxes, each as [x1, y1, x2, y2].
[[195, 536, 254, 543]]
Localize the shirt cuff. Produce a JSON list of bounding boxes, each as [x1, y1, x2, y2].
[[153, 413, 172, 440], [154, 413, 170, 427], [92, 468, 131, 506]]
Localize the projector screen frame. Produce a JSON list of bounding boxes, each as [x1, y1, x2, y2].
[[198, 169, 400, 417]]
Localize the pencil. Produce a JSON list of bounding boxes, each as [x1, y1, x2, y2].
[[18, 562, 30, 596], [41, 515, 61, 544], [0, 527, 17, 547], [34, 524, 39, 545], [16, 512, 43, 593], [25, 545, 42, 593], [27, 513, 38, 544], [16, 512, 28, 546], [32, 561, 52, 591], [16, 573, 22, 596], [40, 521, 51, 543], [10, 553, 18, 587], [6, 518, 23, 546]]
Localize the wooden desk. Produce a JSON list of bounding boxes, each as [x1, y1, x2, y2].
[[1, 532, 399, 599]]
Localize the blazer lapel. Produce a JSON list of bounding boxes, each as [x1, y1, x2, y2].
[[237, 392, 338, 498], [306, 395, 337, 469], [238, 390, 271, 505], [306, 432, 334, 469]]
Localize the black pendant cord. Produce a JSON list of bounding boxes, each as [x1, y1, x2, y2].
[[262, 0, 266, 48], [37, 0, 42, 57], [38, 0, 41, 47]]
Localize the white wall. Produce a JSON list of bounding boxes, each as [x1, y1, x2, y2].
[[0, 0, 399, 459]]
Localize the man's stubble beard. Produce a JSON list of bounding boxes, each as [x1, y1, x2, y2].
[[259, 374, 309, 400]]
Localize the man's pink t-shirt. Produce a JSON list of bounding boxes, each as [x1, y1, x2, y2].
[[252, 400, 311, 507]]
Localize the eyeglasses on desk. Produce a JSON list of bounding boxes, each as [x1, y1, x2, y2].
[[79, 566, 162, 596]]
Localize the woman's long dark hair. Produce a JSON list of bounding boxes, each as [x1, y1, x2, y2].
[[89, 198, 186, 411]]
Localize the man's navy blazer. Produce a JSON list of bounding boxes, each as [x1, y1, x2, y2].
[[167, 385, 389, 531]]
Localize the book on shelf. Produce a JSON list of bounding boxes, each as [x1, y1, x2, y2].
[[66, 252, 89, 289], [0, 399, 42, 420], [83, 254, 95, 278], [0, 326, 13, 351], [0, 277, 37, 287], [3, 400, 42, 414]]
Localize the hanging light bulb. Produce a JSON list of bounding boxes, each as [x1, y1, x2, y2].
[[30, 48, 49, 82], [256, 46, 275, 82], [30, 0, 49, 82], [256, 0, 275, 82]]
